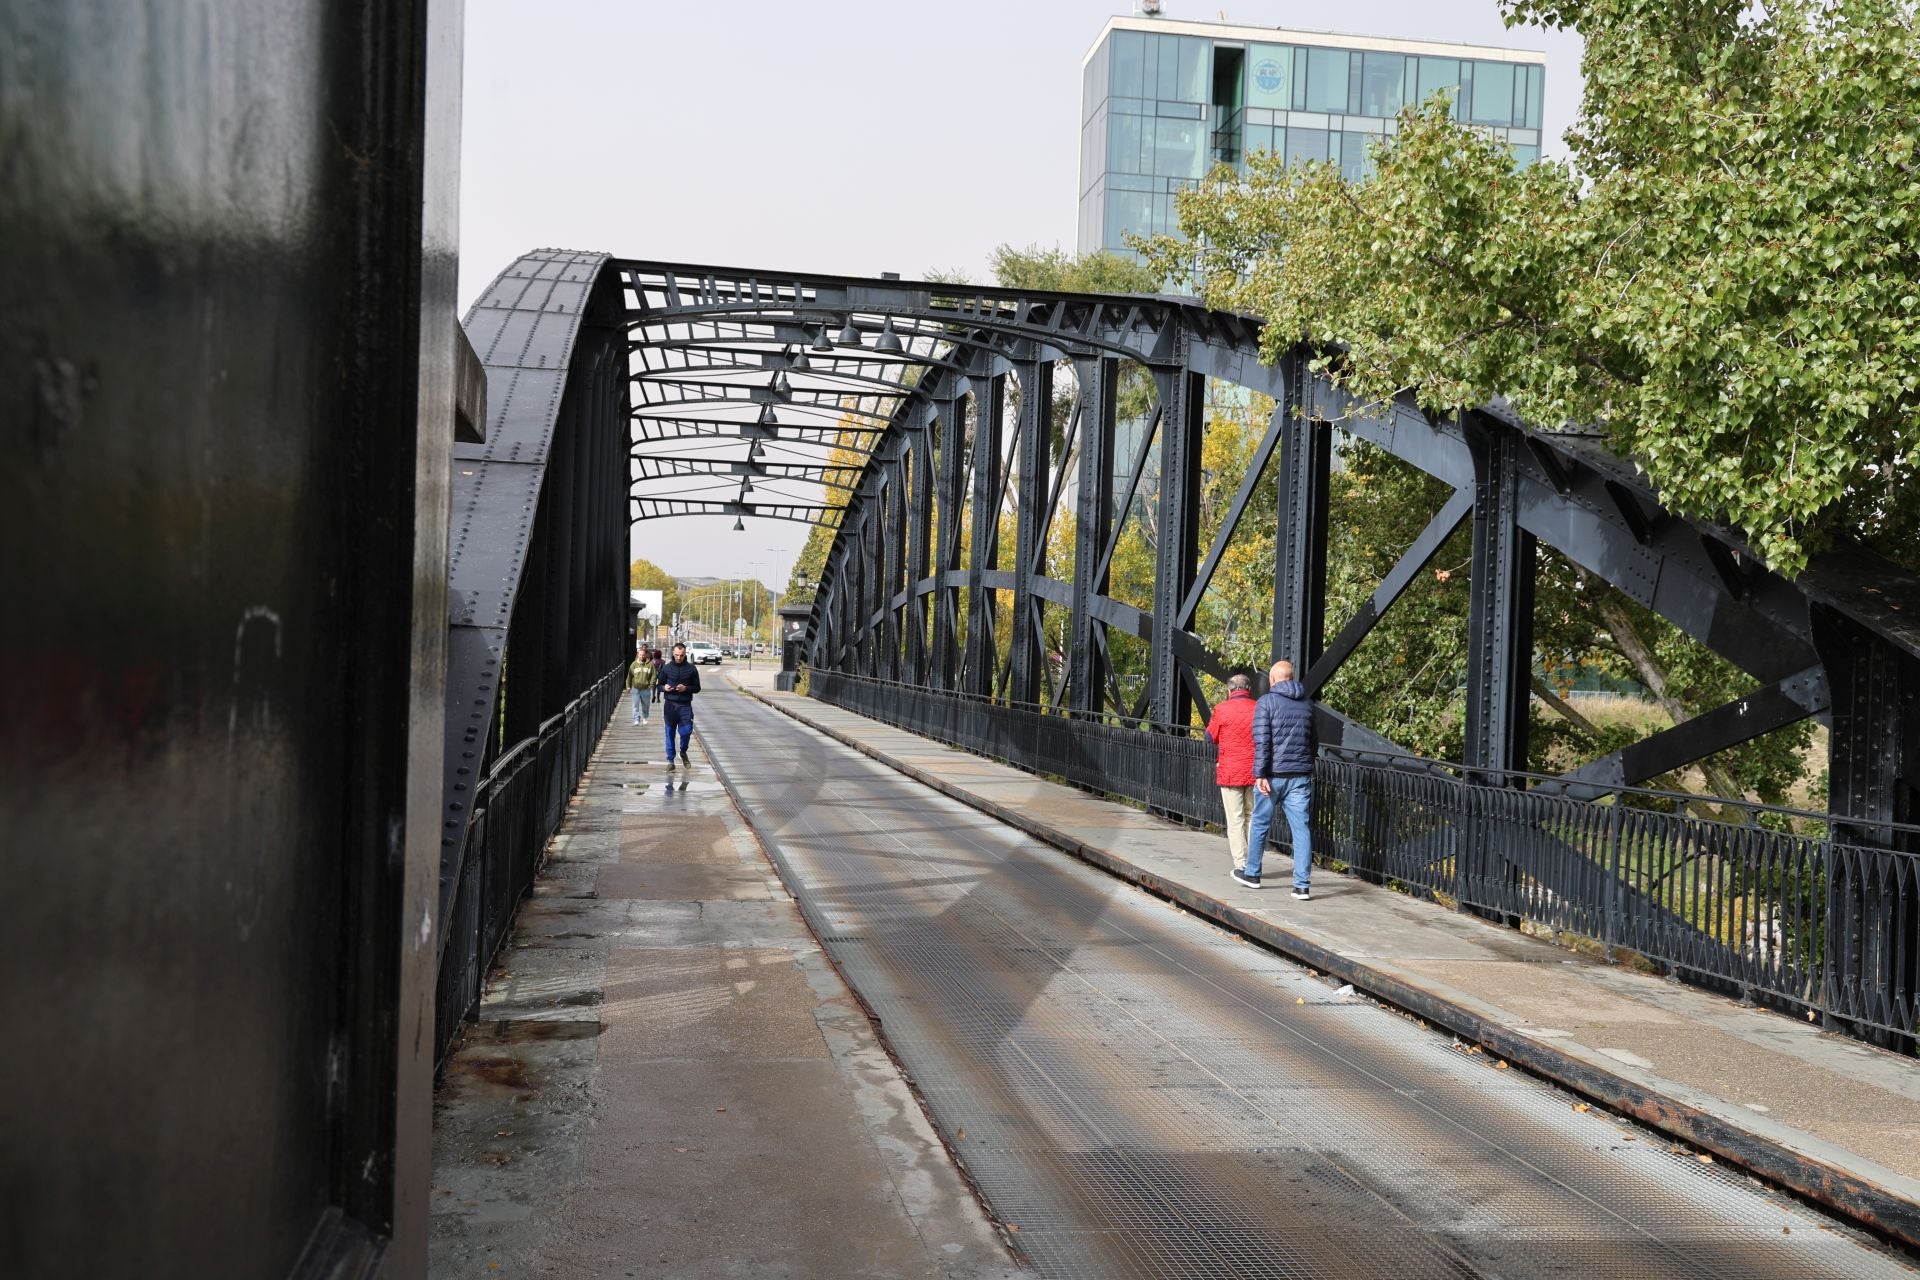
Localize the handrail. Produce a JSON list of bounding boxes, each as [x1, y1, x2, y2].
[[804, 667, 1920, 841]]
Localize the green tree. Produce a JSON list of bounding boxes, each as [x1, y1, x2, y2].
[[628, 556, 680, 623], [1144, 0, 1920, 578]]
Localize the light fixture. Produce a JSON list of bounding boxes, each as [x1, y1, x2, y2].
[[809, 326, 832, 353], [748, 438, 764, 461], [875, 316, 904, 354], [771, 370, 791, 397], [790, 348, 810, 372], [758, 403, 779, 426], [741, 474, 754, 494], [835, 316, 862, 347], [733, 516, 746, 532]]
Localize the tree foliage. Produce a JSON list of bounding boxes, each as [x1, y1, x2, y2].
[[627, 556, 680, 622], [1144, 0, 1920, 576]]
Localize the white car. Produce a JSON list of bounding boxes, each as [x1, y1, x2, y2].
[[686, 641, 723, 664]]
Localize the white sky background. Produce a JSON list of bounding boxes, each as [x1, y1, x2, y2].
[[458, 0, 1585, 588]]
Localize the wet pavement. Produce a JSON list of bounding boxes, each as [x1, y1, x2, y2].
[[428, 705, 1025, 1279]]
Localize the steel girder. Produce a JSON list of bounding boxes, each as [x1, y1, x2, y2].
[[443, 250, 632, 1053], [603, 257, 1917, 830]]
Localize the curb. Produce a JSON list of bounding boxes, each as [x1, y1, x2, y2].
[[732, 677, 1920, 1253]]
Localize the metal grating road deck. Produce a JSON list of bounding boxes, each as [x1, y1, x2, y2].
[[702, 689, 1915, 1279]]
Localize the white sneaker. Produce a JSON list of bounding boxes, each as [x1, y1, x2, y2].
[[1292, 888, 1311, 901]]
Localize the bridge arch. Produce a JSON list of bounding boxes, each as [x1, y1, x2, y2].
[[444, 250, 1920, 1054]]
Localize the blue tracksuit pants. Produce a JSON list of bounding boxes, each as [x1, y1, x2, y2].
[[663, 700, 694, 759]]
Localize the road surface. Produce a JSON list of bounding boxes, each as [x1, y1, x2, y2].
[[701, 687, 1913, 1279]]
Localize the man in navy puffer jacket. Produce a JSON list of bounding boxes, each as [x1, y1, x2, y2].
[[1245, 659, 1317, 898]]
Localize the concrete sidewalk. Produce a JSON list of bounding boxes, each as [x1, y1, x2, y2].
[[429, 706, 1027, 1279], [732, 668, 1920, 1249]]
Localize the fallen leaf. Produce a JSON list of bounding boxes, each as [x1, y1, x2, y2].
[[1697, 1154, 1715, 1164], [1007, 1224, 1020, 1233], [1296, 997, 1305, 1005], [1806, 1011, 1818, 1022], [1783, 1226, 1791, 1235], [1495, 1061, 1509, 1071], [674, 1147, 689, 1153], [1571, 1103, 1589, 1113], [715, 1107, 726, 1113], [955, 1125, 966, 1140], [495, 1131, 513, 1137]]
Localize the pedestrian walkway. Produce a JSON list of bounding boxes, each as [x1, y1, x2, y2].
[[428, 708, 1027, 1279], [732, 668, 1920, 1250]]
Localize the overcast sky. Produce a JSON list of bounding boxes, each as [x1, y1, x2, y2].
[[458, 0, 1584, 587]]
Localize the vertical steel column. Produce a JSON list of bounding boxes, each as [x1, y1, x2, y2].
[[1463, 415, 1537, 777], [1068, 357, 1117, 714], [884, 442, 909, 681], [931, 393, 967, 689], [907, 403, 934, 684], [861, 496, 883, 676], [1271, 355, 1329, 677], [1812, 606, 1919, 1050], [966, 375, 1005, 697], [1149, 361, 1204, 727], [1010, 358, 1054, 706]]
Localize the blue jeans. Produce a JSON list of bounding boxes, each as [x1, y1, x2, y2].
[[1247, 774, 1313, 889], [630, 687, 652, 721], [663, 700, 694, 758]]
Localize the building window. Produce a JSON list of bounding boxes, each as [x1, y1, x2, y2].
[[1357, 52, 1404, 117], [1304, 47, 1349, 113], [1246, 43, 1293, 111], [1470, 60, 1516, 126], [1287, 126, 1328, 165], [1109, 110, 1144, 174], [1152, 114, 1208, 180], [1341, 130, 1375, 182], [1415, 57, 1460, 110]]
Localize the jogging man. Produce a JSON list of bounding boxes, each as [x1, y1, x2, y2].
[[1246, 659, 1317, 898], [656, 642, 702, 770]]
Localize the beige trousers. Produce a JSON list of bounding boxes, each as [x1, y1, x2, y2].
[[1220, 785, 1254, 872]]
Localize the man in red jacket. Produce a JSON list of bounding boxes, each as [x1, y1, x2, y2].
[[1204, 672, 1258, 884]]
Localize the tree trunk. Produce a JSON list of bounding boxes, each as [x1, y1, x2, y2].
[[1591, 591, 1752, 812]]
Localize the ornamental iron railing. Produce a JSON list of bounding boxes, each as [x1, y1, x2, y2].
[[809, 668, 1918, 1048], [435, 663, 624, 1058]]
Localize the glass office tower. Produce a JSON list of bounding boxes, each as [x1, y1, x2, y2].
[[1078, 16, 1546, 255]]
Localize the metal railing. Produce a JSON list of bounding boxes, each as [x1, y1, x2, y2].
[[435, 663, 625, 1059], [808, 668, 1919, 1047]]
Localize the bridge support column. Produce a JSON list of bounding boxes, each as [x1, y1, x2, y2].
[[931, 394, 967, 689], [862, 497, 883, 676], [965, 376, 1005, 697], [906, 404, 933, 683], [1463, 416, 1537, 778], [1813, 606, 1920, 1051], [1010, 357, 1054, 706], [1068, 357, 1117, 715], [1149, 363, 1204, 727], [1271, 354, 1329, 680], [884, 445, 908, 681]]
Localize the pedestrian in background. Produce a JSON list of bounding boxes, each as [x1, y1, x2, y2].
[[1247, 659, 1318, 898], [628, 648, 658, 725], [1204, 672, 1258, 884], [656, 641, 702, 770]]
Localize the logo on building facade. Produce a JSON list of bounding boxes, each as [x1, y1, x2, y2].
[[1254, 59, 1283, 93]]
